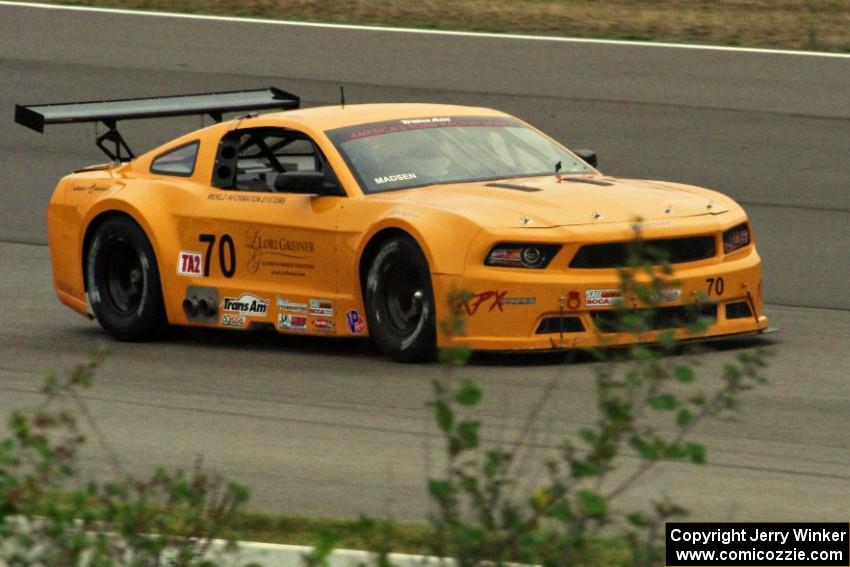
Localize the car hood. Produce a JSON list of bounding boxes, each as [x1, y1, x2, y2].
[[373, 175, 730, 228]]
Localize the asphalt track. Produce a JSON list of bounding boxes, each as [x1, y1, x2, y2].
[[1, 3, 849, 522]]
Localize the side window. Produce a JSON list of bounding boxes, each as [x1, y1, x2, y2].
[[212, 128, 326, 192], [150, 141, 199, 177]]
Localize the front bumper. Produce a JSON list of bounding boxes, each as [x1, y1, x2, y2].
[[433, 245, 768, 351]]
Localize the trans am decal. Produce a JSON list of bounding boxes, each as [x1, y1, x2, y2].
[[341, 116, 516, 141], [221, 293, 269, 316]]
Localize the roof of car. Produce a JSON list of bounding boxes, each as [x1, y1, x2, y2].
[[262, 103, 506, 131]]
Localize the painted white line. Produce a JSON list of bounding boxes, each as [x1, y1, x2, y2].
[[2, 0, 849, 59]]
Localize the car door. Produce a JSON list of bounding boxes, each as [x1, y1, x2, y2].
[[175, 125, 345, 331]]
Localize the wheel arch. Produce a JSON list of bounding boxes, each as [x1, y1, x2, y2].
[[81, 209, 158, 293], [358, 227, 425, 305]]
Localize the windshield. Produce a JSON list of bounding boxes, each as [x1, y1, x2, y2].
[[326, 116, 593, 194]]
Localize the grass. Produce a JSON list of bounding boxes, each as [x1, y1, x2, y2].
[[216, 510, 636, 565], [29, 495, 635, 564], [218, 512, 431, 553], [58, 0, 850, 52]]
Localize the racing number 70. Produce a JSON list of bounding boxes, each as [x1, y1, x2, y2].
[[199, 233, 236, 278], [705, 276, 724, 296]]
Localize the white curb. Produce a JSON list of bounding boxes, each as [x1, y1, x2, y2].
[[216, 539, 448, 567]]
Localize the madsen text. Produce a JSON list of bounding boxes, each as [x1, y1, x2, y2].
[[669, 527, 848, 546]]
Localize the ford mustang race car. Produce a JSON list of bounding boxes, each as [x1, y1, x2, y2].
[[16, 88, 768, 362]]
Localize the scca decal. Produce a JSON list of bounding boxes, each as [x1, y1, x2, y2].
[[309, 299, 334, 317], [585, 289, 623, 307], [220, 313, 246, 328]]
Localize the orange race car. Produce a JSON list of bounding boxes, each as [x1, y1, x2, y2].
[[15, 88, 769, 362]]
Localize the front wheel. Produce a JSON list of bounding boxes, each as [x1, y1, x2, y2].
[[86, 216, 166, 341], [365, 237, 436, 363]]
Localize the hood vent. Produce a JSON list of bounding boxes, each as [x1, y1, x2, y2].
[[485, 182, 542, 192], [559, 177, 614, 187]]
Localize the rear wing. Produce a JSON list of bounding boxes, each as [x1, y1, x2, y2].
[[14, 87, 299, 162]]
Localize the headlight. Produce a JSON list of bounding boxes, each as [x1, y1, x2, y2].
[[485, 244, 561, 269], [723, 223, 750, 254]]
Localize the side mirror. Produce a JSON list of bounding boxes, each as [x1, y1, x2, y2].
[[573, 149, 598, 168], [274, 170, 343, 196]]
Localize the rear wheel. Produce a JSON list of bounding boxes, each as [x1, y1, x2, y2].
[[365, 237, 436, 363], [86, 216, 165, 341]]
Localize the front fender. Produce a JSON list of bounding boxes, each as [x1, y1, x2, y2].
[[343, 201, 483, 275]]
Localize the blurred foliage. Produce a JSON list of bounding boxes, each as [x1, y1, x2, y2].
[[0, 346, 248, 565], [424, 228, 771, 566], [0, 229, 772, 566]]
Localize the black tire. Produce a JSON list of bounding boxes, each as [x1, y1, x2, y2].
[[85, 216, 166, 341], [365, 237, 436, 363]]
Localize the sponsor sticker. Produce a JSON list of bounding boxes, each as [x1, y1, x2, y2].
[[222, 293, 269, 316], [584, 288, 681, 307], [400, 117, 451, 125], [655, 288, 682, 303], [208, 193, 287, 205], [71, 183, 110, 193], [585, 288, 624, 307], [279, 313, 307, 331], [631, 220, 672, 230], [502, 297, 535, 305], [309, 299, 334, 317], [344, 117, 513, 141], [374, 173, 417, 185], [220, 313, 246, 328], [244, 227, 316, 275], [276, 296, 308, 313], [312, 318, 335, 332], [346, 309, 365, 334], [461, 291, 535, 316], [387, 208, 420, 219], [177, 251, 203, 276]]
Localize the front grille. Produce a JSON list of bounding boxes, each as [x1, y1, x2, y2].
[[536, 316, 585, 334], [570, 236, 716, 268], [591, 303, 717, 333]]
